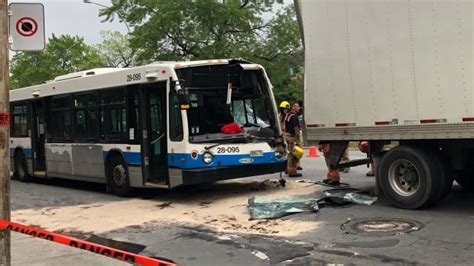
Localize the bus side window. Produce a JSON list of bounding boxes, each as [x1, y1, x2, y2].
[[11, 103, 28, 137], [100, 88, 127, 142], [74, 92, 97, 141], [109, 108, 127, 136], [51, 96, 72, 141], [169, 89, 183, 141], [125, 89, 140, 143]]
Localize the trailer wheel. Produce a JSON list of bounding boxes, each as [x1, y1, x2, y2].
[[107, 156, 134, 197], [14, 150, 31, 182], [377, 146, 441, 209], [430, 152, 454, 201]]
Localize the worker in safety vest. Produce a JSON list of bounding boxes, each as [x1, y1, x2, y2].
[[275, 101, 291, 156], [285, 102, 303, 177], [318, 143, 341, 185], [358, 141, 375, 176], [279, 101, 290, 132], [318, 144, 351, 185]]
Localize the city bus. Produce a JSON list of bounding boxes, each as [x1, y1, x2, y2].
[[9, 59, 287, 196]]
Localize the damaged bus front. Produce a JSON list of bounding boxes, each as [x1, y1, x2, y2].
[[169, 59, 286, 186]]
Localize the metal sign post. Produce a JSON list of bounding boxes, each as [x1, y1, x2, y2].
[[9, 3, 45, 51]]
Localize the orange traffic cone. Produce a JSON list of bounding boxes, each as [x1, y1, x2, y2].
[[306, 146, 320, 157]]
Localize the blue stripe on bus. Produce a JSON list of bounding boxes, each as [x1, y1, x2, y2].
[[167, 152, 284, 169], [104, 151, 283, 169], [102, 151, 142, 165], [14, 149, 283, 169], [124, 152, 142, 165], [10, 148, 32, 158]]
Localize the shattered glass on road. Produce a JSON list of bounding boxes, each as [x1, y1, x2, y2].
[[248, 188, 377, 219]]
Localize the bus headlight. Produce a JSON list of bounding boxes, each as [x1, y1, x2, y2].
[[203, 152, 213, 164]]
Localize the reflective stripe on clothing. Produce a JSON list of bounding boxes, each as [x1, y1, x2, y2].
[[285, 134, 300, 174]]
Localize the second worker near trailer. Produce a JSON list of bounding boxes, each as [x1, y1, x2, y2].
[[285, 102, 303, 177]]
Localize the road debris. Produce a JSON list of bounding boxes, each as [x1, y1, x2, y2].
[[254, 179, 284, 191], [323, 189, 378, 206], [248, 189, 377, 219], [156, 202, 173, 209], [251, 250, 270, 260], [198, 201, 213, 208], [248, 196, 319, 220]]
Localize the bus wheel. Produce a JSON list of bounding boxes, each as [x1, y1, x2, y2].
[[108, 157, 134, 197], [377, 145, 441, 209], [14, 151, 31, 182]]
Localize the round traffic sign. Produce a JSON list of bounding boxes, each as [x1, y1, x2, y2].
[[16, 17, 38, 37]]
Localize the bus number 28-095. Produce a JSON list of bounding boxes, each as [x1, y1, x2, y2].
[[217, 147, 240, 153], [126, 73, 142, 82]]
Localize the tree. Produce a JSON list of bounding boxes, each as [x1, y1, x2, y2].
[[95, 31, 136, 67], [100, 0, 280, 63], [249, 5, 304, 103], [100, 0, 303, 102], [10, 34, 105, 89]]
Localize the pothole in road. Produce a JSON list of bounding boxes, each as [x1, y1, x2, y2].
[[341, 218, 423, 236]]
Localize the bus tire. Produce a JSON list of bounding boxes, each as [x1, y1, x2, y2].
[[377, 145, 441, 209], [14, 150, 31, 182], [108, 156, 134, 197]]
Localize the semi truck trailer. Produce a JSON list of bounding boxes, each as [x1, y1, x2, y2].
[[295, 0, 473, 209]]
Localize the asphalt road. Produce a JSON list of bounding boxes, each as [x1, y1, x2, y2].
[[10, 151, 474, 265]]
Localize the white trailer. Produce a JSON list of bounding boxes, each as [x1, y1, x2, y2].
[[295, 0, 473, 209]]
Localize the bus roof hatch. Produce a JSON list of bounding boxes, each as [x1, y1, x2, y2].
[[53, 68, 121, 82]]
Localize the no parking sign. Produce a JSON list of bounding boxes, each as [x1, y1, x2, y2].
[[9, 3, 45, 51]]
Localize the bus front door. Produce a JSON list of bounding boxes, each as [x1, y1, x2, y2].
[[140, 83, 168, 185], [31, 100, 46, 174]]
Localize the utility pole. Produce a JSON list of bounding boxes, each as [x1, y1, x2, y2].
[[0, 0, 10, 264]]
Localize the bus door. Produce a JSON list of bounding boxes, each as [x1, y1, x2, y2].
[[30, 100, 46, 173], [139, 83, 168, 184]]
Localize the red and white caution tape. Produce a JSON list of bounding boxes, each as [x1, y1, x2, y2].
[[0, 220, 177, 266]]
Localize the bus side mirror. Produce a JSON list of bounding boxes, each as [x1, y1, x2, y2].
[[173, 79, 190, 109], [177, 88, 190, 109]]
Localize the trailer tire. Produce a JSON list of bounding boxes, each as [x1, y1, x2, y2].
[[14, 150, 32, 182], [429, 151, 454, 202], [433, 153, 454, 201], [377, 146, 441, 209], [107, 156, 134, 197]]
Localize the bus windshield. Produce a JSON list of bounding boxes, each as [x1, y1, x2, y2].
[[176, 63, 277, 143]]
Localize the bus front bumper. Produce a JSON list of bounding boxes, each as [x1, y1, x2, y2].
[[180, 162, 287, 186]]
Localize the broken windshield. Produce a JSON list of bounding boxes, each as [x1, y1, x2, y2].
[[176, 63, 276, 143]]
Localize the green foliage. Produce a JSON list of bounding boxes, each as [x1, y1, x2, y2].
[[251, 6, 304, 104], [101, 0, 271, 62], [95, 31, 136, 67], [10, 35, 105, 89], [101, 0, 303, 102]]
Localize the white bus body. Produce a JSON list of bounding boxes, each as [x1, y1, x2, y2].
[[10, 59, 286, 196]]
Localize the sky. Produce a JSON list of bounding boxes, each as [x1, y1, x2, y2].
[[10, 0, 128, 45]]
